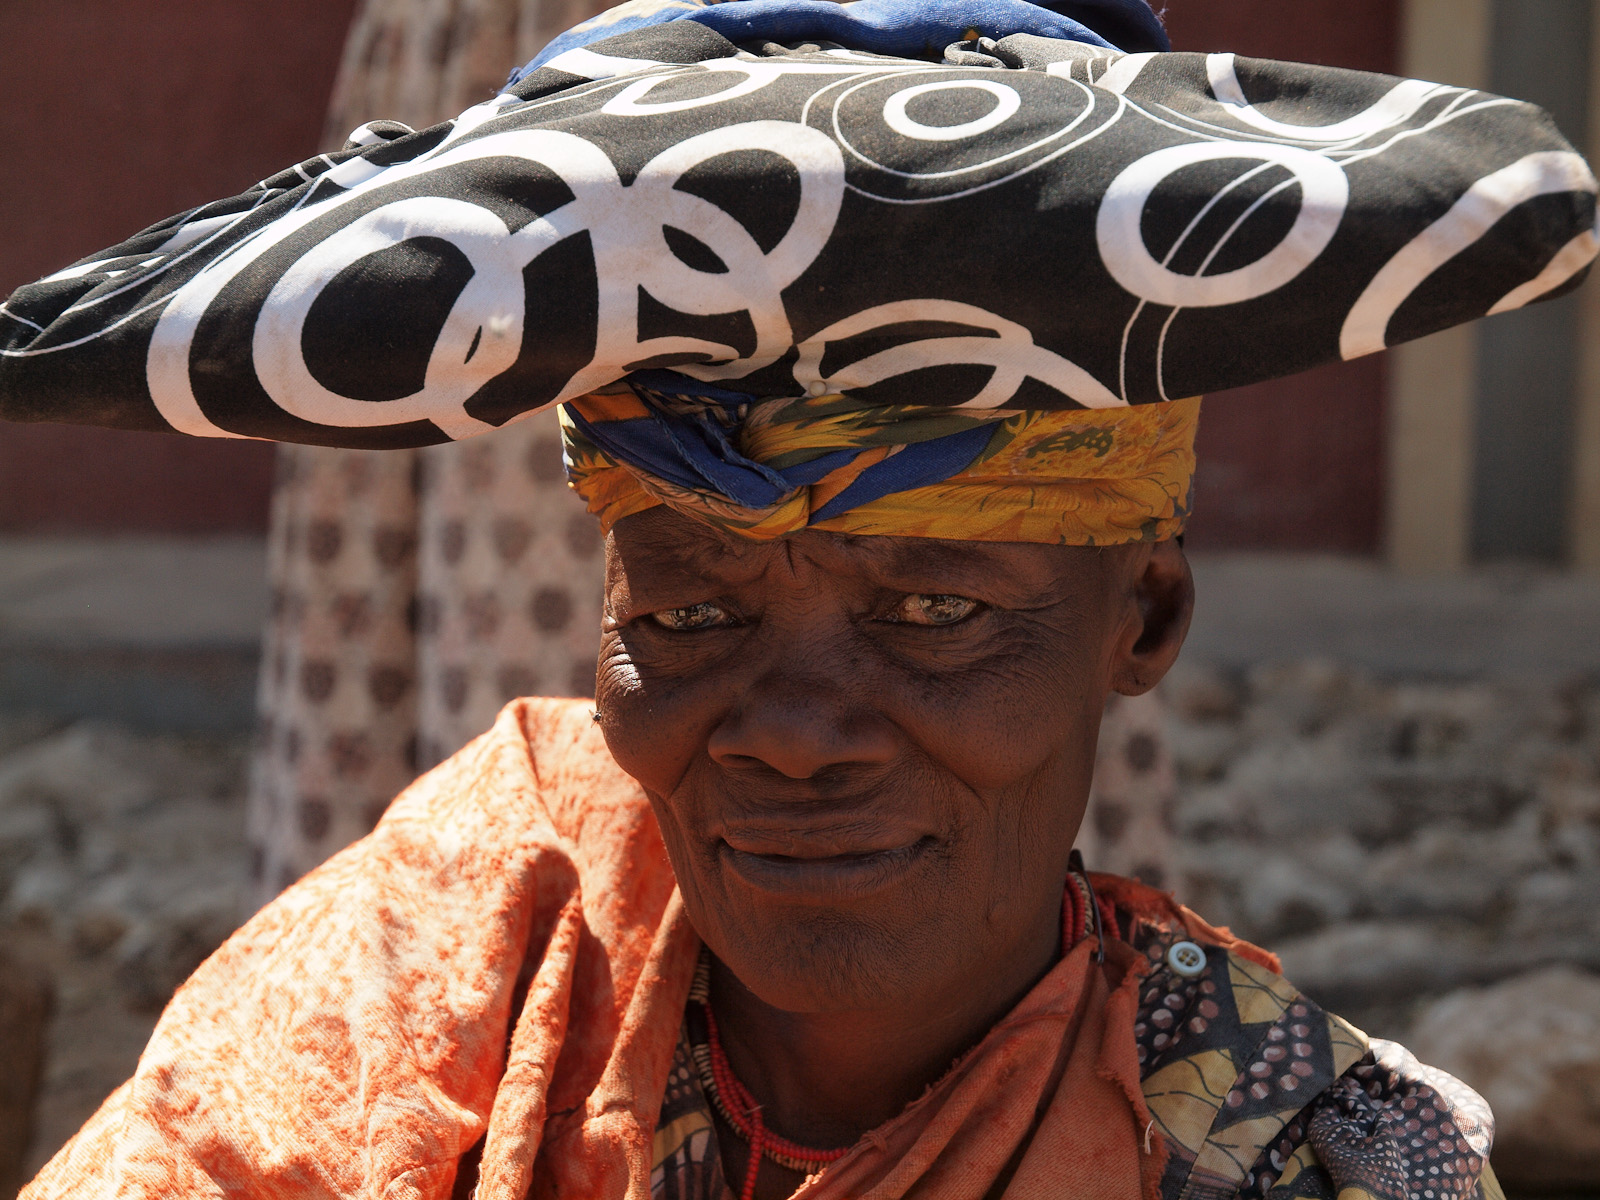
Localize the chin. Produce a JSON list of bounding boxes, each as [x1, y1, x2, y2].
[[713, 905, 943, 1015]]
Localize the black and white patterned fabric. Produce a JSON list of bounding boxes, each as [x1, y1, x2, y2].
[[1, 20, 1595, 448]]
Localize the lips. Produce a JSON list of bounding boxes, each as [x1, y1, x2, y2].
[[718, 830, 935, 900]]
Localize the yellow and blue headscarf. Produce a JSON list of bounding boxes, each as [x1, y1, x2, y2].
[[563, 372, 1198, 544]]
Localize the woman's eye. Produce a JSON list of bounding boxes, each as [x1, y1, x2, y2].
[[893, 594, 980, 626], [649, 602, 733, 631]]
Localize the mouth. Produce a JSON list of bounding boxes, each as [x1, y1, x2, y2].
[[718, 836, 935, 899]]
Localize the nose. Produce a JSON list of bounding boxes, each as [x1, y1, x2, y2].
[[706, 651, 899, 780]]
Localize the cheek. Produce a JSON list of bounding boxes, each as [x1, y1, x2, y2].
[[596, 626, 735, 810], [901, 635, 1106, 797], [596, 634, 722, 911], [594, 634, 730, 946], [596, 629, 679, 795]]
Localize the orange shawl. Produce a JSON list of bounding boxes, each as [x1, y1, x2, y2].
[[25, 698, 1197, 1200]]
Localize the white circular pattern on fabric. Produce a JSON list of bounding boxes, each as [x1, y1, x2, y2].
[[823, 69, 1103, 194], [255, 196, 523, 440], [152, 123, 845, 439], [788, 298, 1122, 409], [1167, 940, 1208, 978], [1206, 53, 1447, 145], [881, 81, 1022, 143], [603, 67, 771, 115], [1096, 141, 1350, 309]]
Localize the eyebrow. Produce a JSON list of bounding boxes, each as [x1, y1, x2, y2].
[[613, 519, 766, 581], [615, 520, 1074, 606]]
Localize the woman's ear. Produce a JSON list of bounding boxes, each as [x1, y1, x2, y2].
[[1111, 538, 1194, 696]]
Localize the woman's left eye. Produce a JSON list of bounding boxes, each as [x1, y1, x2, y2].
[[649, 602, 733, 631], [891, 594, 980, 626]]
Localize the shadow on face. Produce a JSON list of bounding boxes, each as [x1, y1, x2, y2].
[[595, 505, 1193, 1018]]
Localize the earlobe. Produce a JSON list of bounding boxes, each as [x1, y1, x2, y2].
[[1112, 539, 1194, 696]]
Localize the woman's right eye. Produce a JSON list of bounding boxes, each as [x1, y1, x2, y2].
[[648, 602, 733, 631]]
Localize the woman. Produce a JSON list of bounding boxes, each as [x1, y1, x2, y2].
[[3, 0, 1593, 1194]]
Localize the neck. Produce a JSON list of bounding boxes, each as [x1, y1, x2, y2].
[[705, 902, 1065, 1149]]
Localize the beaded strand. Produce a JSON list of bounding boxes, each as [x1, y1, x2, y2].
[[688, 959, 849, 1200]]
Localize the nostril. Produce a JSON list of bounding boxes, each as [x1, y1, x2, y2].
[[706, 668, 901, 777], [707, 715, 898, 779]]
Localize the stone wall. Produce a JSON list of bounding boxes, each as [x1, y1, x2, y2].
[[1166, 660, 1600, 1019]]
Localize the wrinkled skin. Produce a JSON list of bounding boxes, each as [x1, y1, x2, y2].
[[595, 504, 1193, 1195]]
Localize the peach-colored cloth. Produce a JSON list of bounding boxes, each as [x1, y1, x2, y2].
[[26, 698, 1183, 1200], [791, 935, 1161, 1200]]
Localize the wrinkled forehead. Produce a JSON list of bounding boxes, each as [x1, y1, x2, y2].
[[604, 505, 1129, 603]]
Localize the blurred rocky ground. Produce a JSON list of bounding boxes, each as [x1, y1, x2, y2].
[[1, 546, 1598, 1196], [0, 536, 264, 1191], [0, 714, 252, 1189], [1165, 659, 1600, 1195], [1169, 659, 1600, 1013]]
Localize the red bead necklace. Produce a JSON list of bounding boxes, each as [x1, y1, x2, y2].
[[696, 1000, 850, 1200], [690, 972, 850, 1200]]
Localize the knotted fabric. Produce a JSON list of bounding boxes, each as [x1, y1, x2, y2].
[[564, 378, 1199, 543]]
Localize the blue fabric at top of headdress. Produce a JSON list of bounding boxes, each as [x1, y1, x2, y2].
[[512, 0, 1168, 81]]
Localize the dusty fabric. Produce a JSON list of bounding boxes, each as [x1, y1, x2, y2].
[[651, 921, 1506, 1200], [652, 945, 1505, 1200], [649, 878, 1129, 1198], [33, 700, 694, 1200], [250, 444, 426, 895], [647, 889, 1162, 1200], [25, 699, 1499, 1200], [251, 422, 609, 903], [564, 389, 1199, 544]]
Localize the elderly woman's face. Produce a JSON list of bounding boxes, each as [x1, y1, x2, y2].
[[596, 506, 1191, 1016]]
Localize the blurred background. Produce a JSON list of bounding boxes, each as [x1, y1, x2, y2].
[[1, 0, 1599, 1195]]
